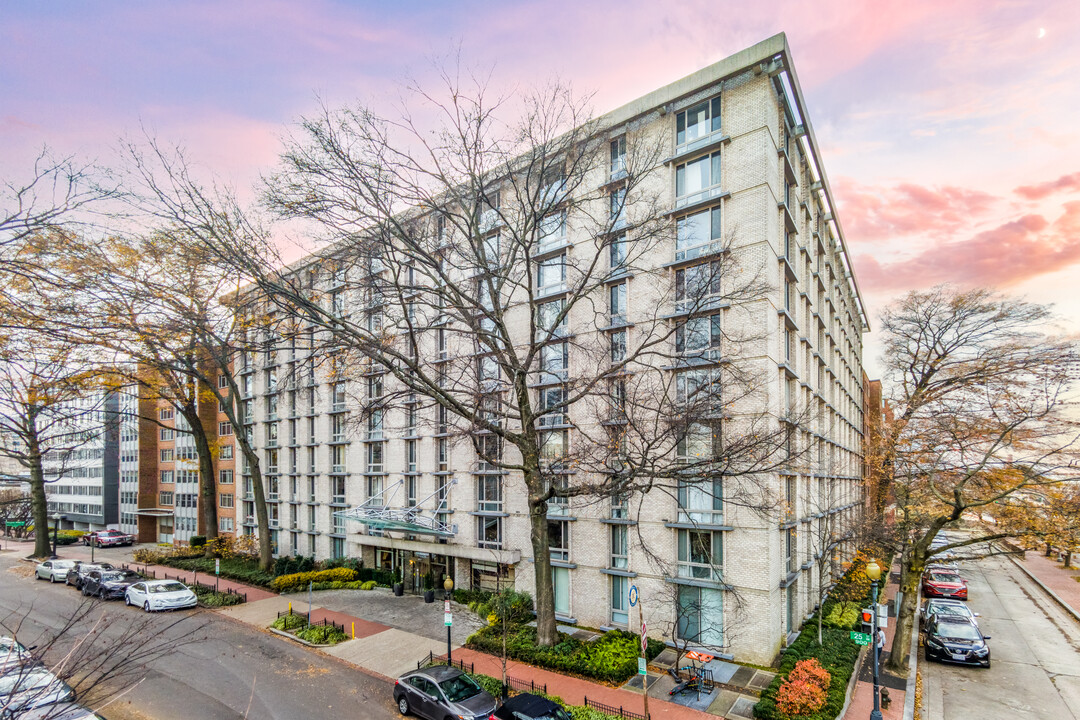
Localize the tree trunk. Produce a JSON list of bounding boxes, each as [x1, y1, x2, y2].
[[28, 434, 51, 558], [528, 486, 557, 647], [1066, 550, 1073, 570], [242, 445, 273, 571], [887, 547, 926, 674], [184, 406, 219, 544]]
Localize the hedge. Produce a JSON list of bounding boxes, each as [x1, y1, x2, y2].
[[752, 626, 858, 720], [466, 625, 666, 684], [271, 567, 358, 592]]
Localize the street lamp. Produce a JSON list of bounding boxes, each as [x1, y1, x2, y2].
[[865, 560, 883, 720], [444, 576, 454, 663], [50, 513, 62, 559]]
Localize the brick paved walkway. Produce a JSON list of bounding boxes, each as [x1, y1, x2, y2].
[[1012, 549, 1080, 611], [841, 564, 906, 720]]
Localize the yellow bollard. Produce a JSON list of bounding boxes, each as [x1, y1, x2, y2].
[[352, 622, 355, 639], [288, 601, 292, 615]]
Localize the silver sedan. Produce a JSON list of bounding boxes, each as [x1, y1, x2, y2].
[[34, 559, 78, 583]]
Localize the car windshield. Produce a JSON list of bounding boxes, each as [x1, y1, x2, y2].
[[438, 673, 482, 703], [0, 668, 56, 694], [102, 572, 134, 582], [937, 622, 981, 641], [929, 573, 962, 583], [52, 561, 74, 569], [150, 582, 188, 593], [929, 603, 968, 618]]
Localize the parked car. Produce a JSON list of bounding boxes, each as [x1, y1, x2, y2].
[[83, 530, 134, 547], [0, 667, 75, 714], [65, 563, 115, 590], [924, 616, 991, 667], [0, 636, 35, 675], [13, 701, 105, 719], [34, 560, 79, 583], [922, 569, 968, 600], [491, 693, 571, 720], [393, 666, 497, 720], [81, 569, 143, 600], [919, 598, 979, 630], [124, 580, 197, 613]]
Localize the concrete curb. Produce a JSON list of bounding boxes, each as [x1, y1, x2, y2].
[[1007, 554, 1080, 625], [838, 644, 869, 718], [902, 589, 921, 720]]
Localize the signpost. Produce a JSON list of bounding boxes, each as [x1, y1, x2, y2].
[[850, 631, 871, 646], [629, 585, 649, 720]]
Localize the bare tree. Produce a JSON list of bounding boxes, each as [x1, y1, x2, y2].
[[870, 286, 1080, 673]]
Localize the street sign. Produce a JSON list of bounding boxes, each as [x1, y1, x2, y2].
[[445, 612, 453, 627], [4, 521, 26, 527], [638, 657, 647, 675], [850, 631, 871, 646], [629, 585, 639, 607]]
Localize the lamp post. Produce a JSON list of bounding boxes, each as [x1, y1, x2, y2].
[[865, 560, 883, 720], [444, 576, 454, 663], [50, 513, 62, 559]]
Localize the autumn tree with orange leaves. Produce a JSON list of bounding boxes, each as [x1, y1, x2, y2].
[[869, 286, 1080, 674]]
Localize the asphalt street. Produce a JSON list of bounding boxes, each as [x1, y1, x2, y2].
[[0, 550, 399, 720], [921, 553, 1080, 720]]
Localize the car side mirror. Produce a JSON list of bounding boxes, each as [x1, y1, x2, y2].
[[973, 613, 980, 617], [982, 635, 991, 639]]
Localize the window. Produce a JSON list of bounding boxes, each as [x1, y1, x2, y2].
[[159, 491, 174, 507], [217, 469, 233, 486], [677, 529, 722, 580], [218, 374, 228, 389], [219, 517, 234, 533], [676, 151, 722, 206], [611, 524, 629, 570], [553, 566, 570, 616], [218, 421, 233, 436], [540, 342, 568, 384], [610, 329, 627, 364], [159, 408, 174, 421], [537, 299, 568, 338], [406, 475, 417, 507], [609, 282, 627, 323], [610, 234, 627, 271], [159, 449, 174, 463], [610, 136, 626, 178], [220, 444, 233, 460], [331, 444, 347, 473], [677, 476, 723, 524], [677, 585, 723, 646], [160, 470, 174, 484], [333, 382, 347, 411], [332, 476, 346, 504], [675, 314, 722, 355], [477, 475, 502, 513], [676, 207, 723, 262], [331, 413, 347, 442], [538, 212, 566, 252], [610, 188, 626, 228], [266, 422, 279, 446], [540, 429, 568, 463], [609, 378, 627, 421], [537, 255, 566, 295], [365, 443, 383, 473], [548, 519, 569, 561], [677, 422, 720, 464], [406, 440, 417, 473], [219, 493, 234, 508], [477, 515, 502, 549], [331, 537, 345, 559], [611, 575, 629, 626], [438, 439, 449, 472], [786, 527, 798, 574], [675, 259, 722, 308], [160, 427, 173, 441], [538, 386, 567, 426], [676, 96, 722, 147]]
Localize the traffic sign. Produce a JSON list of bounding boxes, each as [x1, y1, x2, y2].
[[629, 585, 638, 607], [4, 521, 26, 527], [850, 631, 871, 646], [444, 611, 453, 627], [638, 657, 647, 675]]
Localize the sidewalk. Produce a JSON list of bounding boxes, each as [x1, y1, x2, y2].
[[841, 564, 906, 720], [1012, 549, 1080, 613]]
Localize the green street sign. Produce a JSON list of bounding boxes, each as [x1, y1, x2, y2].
[[5, 521, 26, 527], [850, 631, 871, 646], [638, 657, 647, 675]]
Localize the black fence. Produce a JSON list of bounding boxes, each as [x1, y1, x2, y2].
[[417, 650, 475, 674], [582, 696, 649, 720], [122, 563, 248, 603], [502, 674, 548, 697], [275, 610, 344, 634]]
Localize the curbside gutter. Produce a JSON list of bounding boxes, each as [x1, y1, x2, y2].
[[1007, 554, 1080, 625]]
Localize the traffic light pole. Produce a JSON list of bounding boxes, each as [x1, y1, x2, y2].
[[870, 578, 882, 720]]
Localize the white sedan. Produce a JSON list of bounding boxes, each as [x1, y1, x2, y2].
[[0, 635, 34, 675], [0, 667, 75, 713], [124, 580, 197, 613], [34, 559, 78, 583]]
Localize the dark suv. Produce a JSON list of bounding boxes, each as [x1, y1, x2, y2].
[[65, 563, 116, 591], [925, 616, 991, 667], [393, 666, 497, 720], [81, 569, 143, 600]]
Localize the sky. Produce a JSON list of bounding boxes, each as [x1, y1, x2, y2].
[[3, 0, 1079, 375]]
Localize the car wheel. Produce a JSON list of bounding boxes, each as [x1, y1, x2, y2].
[[396, 696, 409, 716], [50, 575, 57, 583], [125, 595, 131, 606], [98, 589, 106, 600], [143, 601, 152, 613]]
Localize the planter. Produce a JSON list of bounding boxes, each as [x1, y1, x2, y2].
[[393, 582, 404, 597], [423, 589, 435, 603]]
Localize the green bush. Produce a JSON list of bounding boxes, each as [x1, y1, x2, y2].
[[355, 567, 396, 586], [321, 557, 363, 574], [271, 613, 308, 631], [298, 555, 316, 573], [360, 580, 377, 590], [296, 623, 347, 645], [193, 586, 244, 607], [189, 535, 207, 548], [453, 587, 494, 606], [822, 601, 860, 630], [271, 567, 358, 592], [466, 626, 663, 684]]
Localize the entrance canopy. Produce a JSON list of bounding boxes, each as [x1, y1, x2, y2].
[[334, 478, 458, 537], [133, 508, 174, 517]]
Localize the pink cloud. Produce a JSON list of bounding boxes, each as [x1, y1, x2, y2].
[[835, 178, 998, 244], [1014, 172, 1080, 200], [854, 202, 1080, 291]]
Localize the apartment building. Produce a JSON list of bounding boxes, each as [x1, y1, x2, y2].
[[44, 390, 121, 532], [236, 33, 867, 664], [128, 376, 237, 544]]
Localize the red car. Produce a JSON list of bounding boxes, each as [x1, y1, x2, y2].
[[922, 569, 968, 600], [84, 530, 134, 547]]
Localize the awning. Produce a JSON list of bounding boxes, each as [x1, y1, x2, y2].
[[333, 505, 456, 537], [134, 508, 174, 517]]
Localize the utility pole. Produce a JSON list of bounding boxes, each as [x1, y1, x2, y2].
[[637, 588, 649, 720]]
